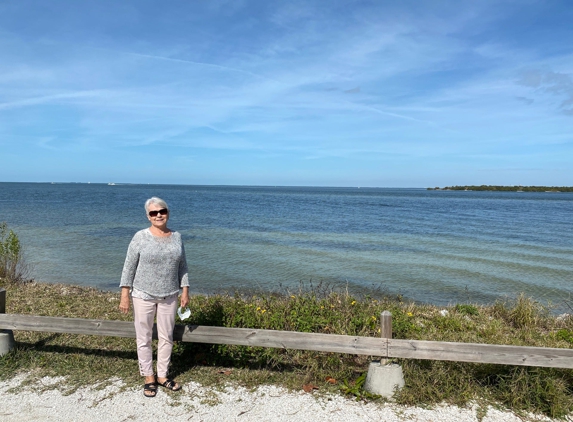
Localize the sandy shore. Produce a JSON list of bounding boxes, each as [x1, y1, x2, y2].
[[0, 373, 562, 422]]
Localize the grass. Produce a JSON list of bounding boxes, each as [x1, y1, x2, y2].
[[1, 279, 573, 418]]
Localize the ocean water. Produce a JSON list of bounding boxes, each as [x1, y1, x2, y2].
[[1, 182, 572, 310]]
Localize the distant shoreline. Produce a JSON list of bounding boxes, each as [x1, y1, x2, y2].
[[428, 185, 573, 192]]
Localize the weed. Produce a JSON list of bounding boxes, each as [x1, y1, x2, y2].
[[340, 372, 380, 401], [455, 304, 479, 316], [556, 329, 573, 344]]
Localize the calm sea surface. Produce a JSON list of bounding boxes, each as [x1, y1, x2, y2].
[[1, 183, 572, 310]]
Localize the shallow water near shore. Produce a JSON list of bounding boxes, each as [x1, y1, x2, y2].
[[1, 182, 572, 311]]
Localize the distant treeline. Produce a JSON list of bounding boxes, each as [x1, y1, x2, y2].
[[427, 185, 573, 192]]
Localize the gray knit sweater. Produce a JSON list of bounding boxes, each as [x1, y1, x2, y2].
[[120, 229, 189, 297]]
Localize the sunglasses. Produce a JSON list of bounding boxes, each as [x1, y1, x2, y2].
[[148, 208, 169, 217]]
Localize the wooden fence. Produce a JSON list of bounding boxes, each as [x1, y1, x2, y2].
[[1, 288, 572, 369]]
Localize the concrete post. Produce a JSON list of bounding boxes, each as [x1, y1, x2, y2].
[[0, 288, 15, 356], [364, 310, 405, 399]]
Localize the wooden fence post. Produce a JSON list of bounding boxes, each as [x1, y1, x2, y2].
[[380, 310, 392, 364], [0, 287, 15, 356], [0, 288, 5, 314]]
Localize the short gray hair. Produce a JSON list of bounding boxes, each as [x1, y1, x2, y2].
[[144, 197, 169, 213]]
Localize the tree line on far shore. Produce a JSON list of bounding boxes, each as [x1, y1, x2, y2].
[[427, 185, 573, 192]]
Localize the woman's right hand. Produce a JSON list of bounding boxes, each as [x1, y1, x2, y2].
[[119, 287, 130, 314]]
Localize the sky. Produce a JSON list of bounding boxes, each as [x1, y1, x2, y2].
[[0, 0, 572, 187]]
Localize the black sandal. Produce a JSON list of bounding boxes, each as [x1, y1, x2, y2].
[[159, 378, 181, 391], [143, 382, 158, 398]]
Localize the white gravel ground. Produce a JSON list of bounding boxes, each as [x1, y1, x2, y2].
[[0, 374, 564, 422]]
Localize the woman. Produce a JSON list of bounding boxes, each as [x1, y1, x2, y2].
[[119, 197, 190, 398]]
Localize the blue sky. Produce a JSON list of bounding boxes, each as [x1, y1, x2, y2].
[[0, 0, 572, 187]]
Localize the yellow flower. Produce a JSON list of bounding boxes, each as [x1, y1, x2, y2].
[[256, 307, 261, 311], [320, 306, 324, 309], [290, 295, 295, 298], [261, 309, 267, 314], [351, 300, 356, 305], [407, 312, 413, 317], [377, 328, 381, 333], [371, 316, 377, 321]]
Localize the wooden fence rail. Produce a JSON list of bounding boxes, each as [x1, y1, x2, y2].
[[1, 289, 572, 369]]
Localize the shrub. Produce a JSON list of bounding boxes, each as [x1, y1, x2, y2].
[[0, 222, 29, 283]]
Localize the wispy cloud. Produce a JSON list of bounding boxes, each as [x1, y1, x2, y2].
[[0, 90, 109, 110], [517, 69, 573, 115], [124, 51, 278, 83]]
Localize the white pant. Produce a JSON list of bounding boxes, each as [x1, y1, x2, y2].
[[132, 295, 178, 377]]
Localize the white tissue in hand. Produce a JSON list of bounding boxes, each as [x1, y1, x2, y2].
[[177, 307, 191, 320]]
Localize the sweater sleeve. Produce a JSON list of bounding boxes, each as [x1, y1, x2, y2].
[[119, 235, 140, 288], [179, 239, 190, 288]]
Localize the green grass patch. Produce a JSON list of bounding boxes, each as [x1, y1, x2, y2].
[[1, 279, 573, 418]]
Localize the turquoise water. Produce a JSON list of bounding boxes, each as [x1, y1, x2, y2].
[[1, 183, 572, 310]]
